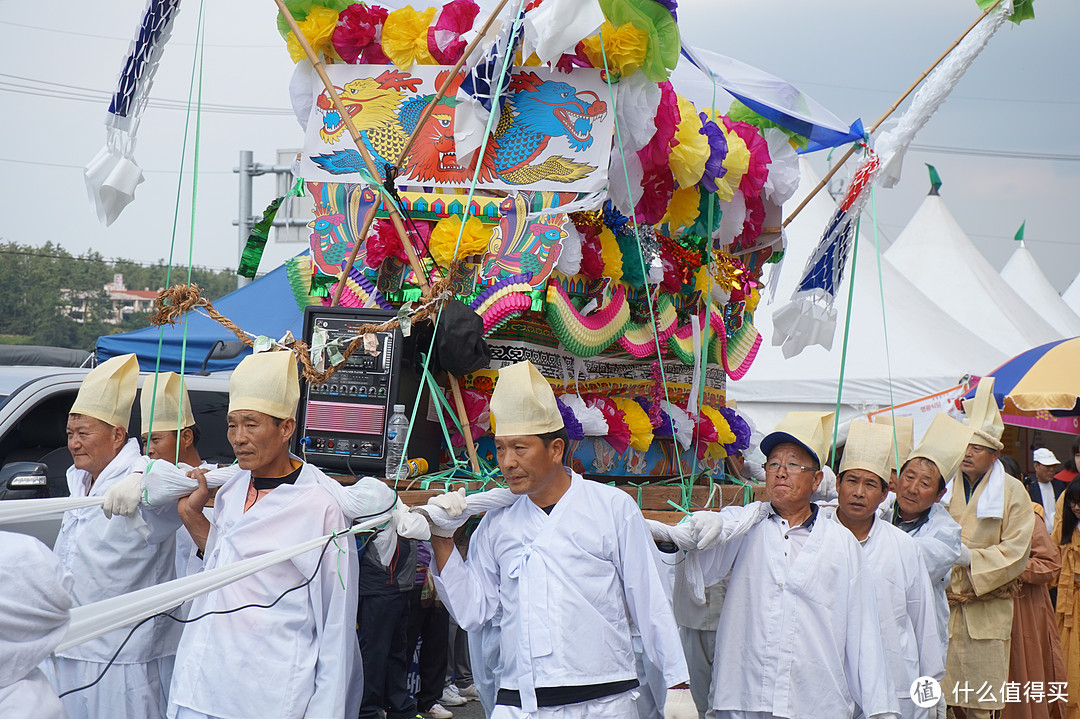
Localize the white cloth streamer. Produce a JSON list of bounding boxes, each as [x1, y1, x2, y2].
[[55, 514, 389, 654]]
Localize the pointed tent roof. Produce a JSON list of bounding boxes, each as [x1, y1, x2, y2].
[[884, 186, 1061, 356], [727, 159, 1007, 431], [1063, 272, 1080, 316], [1000, 241, 1080, 336]]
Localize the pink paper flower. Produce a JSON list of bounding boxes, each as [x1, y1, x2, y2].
[[723, 118, 771, 199], [332, 4, 389, 64], [427, 0, 479, 64]]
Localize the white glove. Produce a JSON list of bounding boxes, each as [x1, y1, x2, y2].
[[663, 687, 697, 719], [689, 511, 725, 550], [393, 503, 432, 541], [957, 544, 971, 567], [430, 487, 468, 517], [102, 471, 144, 519]]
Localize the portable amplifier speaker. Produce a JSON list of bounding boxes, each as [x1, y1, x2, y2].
[[294, 306, 440, 475]]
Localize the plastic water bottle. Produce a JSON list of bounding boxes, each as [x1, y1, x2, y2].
[[385, 404, 410, 482]]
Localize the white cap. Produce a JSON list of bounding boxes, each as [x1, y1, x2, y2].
[[70, 354, 139, 429], [490, 361, 564, 436], [1033, 448, 1060, 466], [140, 372, 196, 436], [229, 351, 300, 420]]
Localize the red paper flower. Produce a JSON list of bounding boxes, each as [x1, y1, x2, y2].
[[332, 4, 389, 64], [722, 118, 771, 199], [427, 0, 479, 64], [365, 218, 408, 268]]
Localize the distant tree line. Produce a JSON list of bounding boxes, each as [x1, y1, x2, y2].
[[0, 241, 238, 351]]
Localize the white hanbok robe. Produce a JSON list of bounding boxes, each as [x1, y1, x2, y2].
[[166, 462, 362, 719], [887, 501, 961, 651], [433, 471, 688, 714], [49, 438, 181, 719], [0, 531, 73, 719], [695, 502, 899, 719], [823, 509, 945, 719]]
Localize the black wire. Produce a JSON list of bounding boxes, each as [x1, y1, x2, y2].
[[59, 495, 398, 699]]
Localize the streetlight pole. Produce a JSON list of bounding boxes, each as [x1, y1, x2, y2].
[[233, 151, 297, 289]]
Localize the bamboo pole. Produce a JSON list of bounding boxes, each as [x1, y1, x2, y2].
[[781, 0, 1003, 228], [274, 0, 431, 296], [449, 375, 482, 474], [393, 0, 512, 167]]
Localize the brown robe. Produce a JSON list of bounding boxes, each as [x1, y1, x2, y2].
[[1003, 505, 1066, 719], [1052, 495, 1080, 719]]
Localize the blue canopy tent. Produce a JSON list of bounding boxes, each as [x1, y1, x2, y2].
[[96, 257, 307, 373]]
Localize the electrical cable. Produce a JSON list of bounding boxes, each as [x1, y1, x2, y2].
[[57, 495, 397, 699]]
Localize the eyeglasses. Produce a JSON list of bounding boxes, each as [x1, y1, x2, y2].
[[764, 461, 818, 475]]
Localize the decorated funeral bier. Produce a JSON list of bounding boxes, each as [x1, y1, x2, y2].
[[269, 0, 816, 486]]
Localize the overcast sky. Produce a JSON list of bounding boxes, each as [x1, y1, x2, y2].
[[1, 0, 1077, 293]]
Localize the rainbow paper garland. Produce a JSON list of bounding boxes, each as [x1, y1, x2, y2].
[[545, 281, 631, 358], [616, 295, 678, 357], [709, 319, 763, 380], [326, 267, 394, 309], [482, 293, 533, 335]]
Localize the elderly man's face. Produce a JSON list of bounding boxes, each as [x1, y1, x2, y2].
[[227, 411, 294, 475], [961, 443, 998, 478], [764, 443, 822, 512], [1034, 463, 1058, 483], [837, 468, 889, 524], [495, 434, 563, 498], [896, 458, 945, 519], [67, 414, 125, 479]]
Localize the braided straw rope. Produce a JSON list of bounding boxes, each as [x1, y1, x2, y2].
[[152, 267, 459, 385], [946, 577, 1022, 606]]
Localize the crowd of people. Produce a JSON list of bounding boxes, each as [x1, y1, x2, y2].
[[0, 354, 1078, 719]]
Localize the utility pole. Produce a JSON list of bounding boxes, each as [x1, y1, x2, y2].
[[233, 150, 295, 289]]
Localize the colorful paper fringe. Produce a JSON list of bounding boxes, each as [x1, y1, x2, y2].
[[545, 282, 631, 358]]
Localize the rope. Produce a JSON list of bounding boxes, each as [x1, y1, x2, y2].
[[946, 578, 1022, 605]]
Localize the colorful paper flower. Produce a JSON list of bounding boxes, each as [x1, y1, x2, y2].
[[586, 394, 631, 455], [364, 219, 408, 268], [579, 224, 605, 279], [616, 397, 654, 452], [286, 5, 341, 63], [718, 406, 751, 454], [442, 386, 490, 448], [556, 41, 594, 73], [599, 0, 680, 82], [276, 0, 352, 39], [581, 21, 649, 78], [427, 0, 479, 64], [713, 123, 750, 203], [723, 118, 771, 200], [670, 95, 709, 189], [332, 4, 390, 64], [662, 401, 694, 450], [381, 5, 437, 69], [701, 404, 735, 459], [698, 113, 728, 194], [556, 397, 585, 441], [598, 227, 624, 281], [560, 394, 609, 436], [661, 185, 700, 232], [637, 81, 679, 173], [430, 214, 493, 267]]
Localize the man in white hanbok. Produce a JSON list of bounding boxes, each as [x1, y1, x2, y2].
[[166, 350, 388, 719], [686, 411, 900, 719], [46, 354, 182, 719], [139, 372, 214, 580], [0, 531, 74, 719], [429, 360, 691, 719], [887, 413, 969, 652], [826, 421, 944, 719]]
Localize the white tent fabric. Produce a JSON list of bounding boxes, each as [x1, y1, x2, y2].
[[1062, 272, 1080, 317], [1000, 241, 1080, 336], [884, 193, 1061, 356], [727, 160, 1008, 433]]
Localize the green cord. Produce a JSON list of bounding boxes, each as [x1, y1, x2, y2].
[[831, 215, 861, 467], [597, 36, 689, 504]]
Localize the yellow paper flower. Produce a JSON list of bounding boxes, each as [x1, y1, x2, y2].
[[286, 6, 341, 63], [714, 124, 750, 202], [616, 398, 654, 452], [382, 5, 437, 70], [430, 214, 493, 267], [745, 285, 761, 315], [669, 95, 709, 189], [581, 21, 649, 77], [661, 185, 700, 233], [693, 265, 711, 296], [598, 226, 624, 281], [701, 404, 735, 459]]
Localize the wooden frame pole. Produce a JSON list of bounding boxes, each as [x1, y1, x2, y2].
[[781, 0, 1003, 228]]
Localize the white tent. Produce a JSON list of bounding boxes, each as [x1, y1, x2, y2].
[[1000, 241, 1080, 336], [726, 160, 1007, 433], [1063, 272, 1080, 317], [884, 190, 1061, 356]]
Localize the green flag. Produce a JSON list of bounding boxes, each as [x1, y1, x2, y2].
[[1014, 221, 1025, 241], [926, 164, 942, 195]]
